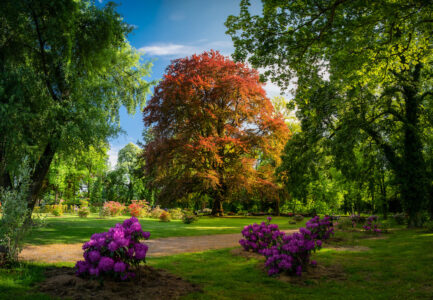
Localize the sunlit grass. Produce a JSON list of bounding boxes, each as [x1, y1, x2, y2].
[[25, 214, 305, 245]]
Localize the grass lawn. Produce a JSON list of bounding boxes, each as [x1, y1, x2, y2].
[[2, 226, 432, 299], [25, 214, 303, 245]]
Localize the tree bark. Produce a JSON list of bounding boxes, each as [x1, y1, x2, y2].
[[212, 196, 224, 216], [25, 142, 56, 220], [401, 64, 427, 227]]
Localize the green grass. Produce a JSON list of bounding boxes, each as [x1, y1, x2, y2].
[[2, 228, 433, 299], [3, 228, 433, 299], [148, 229, 433, 299], [25, 214, 303, 245]]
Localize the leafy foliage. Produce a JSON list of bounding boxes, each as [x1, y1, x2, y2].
[[226, 0, 433, 225], [142, 50, 288, 215]]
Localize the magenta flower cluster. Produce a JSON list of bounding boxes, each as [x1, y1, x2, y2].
[[239, 217, 284, 254], [239, 216, 334, 277], [75, 217, 151, 280], [363, 215, 381, 233]]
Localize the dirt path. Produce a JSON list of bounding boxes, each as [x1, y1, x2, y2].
[[20, 229, 299, 263]]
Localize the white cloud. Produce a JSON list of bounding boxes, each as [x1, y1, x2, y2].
[[138, 40, 233, 57], [139, 44, 197, 56]]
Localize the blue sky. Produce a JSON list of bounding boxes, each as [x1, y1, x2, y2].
[[105, 0, 285, 167]]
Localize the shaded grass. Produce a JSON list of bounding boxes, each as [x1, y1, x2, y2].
[[25, 214, 303, 245], [147, 229, 433, 299], [5, 225, 432, 299]]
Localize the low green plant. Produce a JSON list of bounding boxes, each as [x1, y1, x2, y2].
[[293, 215, 304, 222], [99, 206, 111, 218], [0, 163, 32, 265], [182, 213, 198, 224], [159, 211, 171, 222], [78, 207, 90, 218], [150, 206, 164, 219], [51, 205, 63, 216], [168, 208, 184, 220]]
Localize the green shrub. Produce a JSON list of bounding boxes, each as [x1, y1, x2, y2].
[[99, 206, 111, 218], [51, 205, 64, 216], [150, 206, 164, 219], [0, 163, 32, 265], [89, 205, 99, 213], [168, 208, 184, 220], [159, 211, 171, 222], [293, 215, 304, 222], [78, 207, 90, 218], [182, 213, 198, 224]]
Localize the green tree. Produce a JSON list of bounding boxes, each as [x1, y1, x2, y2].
[[226, 0, 433, 226], [0, 0, 153, 217]]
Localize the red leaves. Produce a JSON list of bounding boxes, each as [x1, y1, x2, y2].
[[142, 51, 289, 203]]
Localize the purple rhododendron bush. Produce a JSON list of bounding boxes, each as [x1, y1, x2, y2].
[[239, 216, 334, 276], [75, 217, 151, 280]]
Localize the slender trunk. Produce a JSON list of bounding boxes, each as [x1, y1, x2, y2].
[[275, 197, 280, 216], [25, 142, 56, 220]]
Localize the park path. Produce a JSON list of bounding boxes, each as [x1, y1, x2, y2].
[[20, 229, 298, 263]]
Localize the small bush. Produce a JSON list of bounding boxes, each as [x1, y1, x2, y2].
[[182, 213, 198, 224], [150, 206, 164, 219], [128, 200, 150, 218], [293, 215, 304, 222], [350, 214, 366, 227], [392, 213, 406, 225], [78, 207, 90, 218], [168, 208, 184, 220], [103, 201, 125, 217], [363, 215, 381, 234], [90, 206, 99, 213], [99, 206, 111, 218], [159, 211, 171, 222], [239, 217, 284, 253], [51, 204, 64, 216], [75, 217, 151, 280]]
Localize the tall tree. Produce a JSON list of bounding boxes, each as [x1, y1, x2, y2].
[[226, 0, 433, 226], [143, 51, 288, 215], [0, 0, 153, 216]]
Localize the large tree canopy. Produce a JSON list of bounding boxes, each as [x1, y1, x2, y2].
[[0, 0, 153, 214], [226, 0, 433, 226], [142, 51, 288, 215]]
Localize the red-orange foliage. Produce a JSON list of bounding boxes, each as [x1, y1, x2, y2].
[[143, 51, 289, 215]]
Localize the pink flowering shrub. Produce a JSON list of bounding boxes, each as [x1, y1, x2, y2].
[[103, 201, 125, 217], [239, 217, 284, 254], [75, 217, 150, 280], [240, 216, 334, 277], [363, 215, 381, 234]]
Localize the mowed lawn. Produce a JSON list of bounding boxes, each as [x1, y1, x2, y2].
[[2, 227, 433, 299], [24, 214, 304, 245]]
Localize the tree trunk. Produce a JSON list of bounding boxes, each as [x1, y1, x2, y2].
[[211, 193, 224, 216], [25, 142, 56, 220], [401, 64, 427, 227]]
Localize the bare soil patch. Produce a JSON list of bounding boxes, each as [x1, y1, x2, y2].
[[38, 265, 201, 300], [21, 229, 298, 263]]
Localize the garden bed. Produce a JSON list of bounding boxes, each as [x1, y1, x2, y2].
[[38, 265, 201, 300]]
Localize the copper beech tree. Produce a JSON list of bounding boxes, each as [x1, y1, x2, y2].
[[142, 51, 289, 215]]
